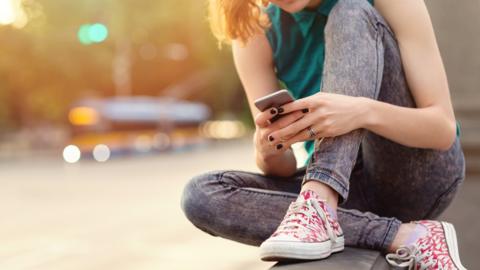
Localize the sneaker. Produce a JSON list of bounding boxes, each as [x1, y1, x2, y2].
[[386, 220, 467, 270], [259, 190, 344, 261]]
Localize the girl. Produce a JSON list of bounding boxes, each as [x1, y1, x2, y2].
[[181, 0, 467, 268]]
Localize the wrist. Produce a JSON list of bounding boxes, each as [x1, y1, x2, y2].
[[256, 148, 297, 177], [255, 146, 288, 162], [357, 97, 378, 130]]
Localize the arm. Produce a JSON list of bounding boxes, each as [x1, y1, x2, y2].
[[232, 34, 298, 176], [363, 0, 456, 150], [267, 0, 457, 151]]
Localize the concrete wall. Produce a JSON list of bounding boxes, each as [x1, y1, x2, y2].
[[427, 0, 480, 176]]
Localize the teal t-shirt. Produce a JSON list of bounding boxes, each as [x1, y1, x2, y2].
[[264, 0, 460, 162]]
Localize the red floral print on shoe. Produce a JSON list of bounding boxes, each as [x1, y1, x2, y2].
[[259, 190, 345, 261], [386, 220, 467, 270], [307, 190, 344, 253]]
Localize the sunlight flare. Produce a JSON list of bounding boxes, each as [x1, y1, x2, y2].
[[0, 0, 27, 27], [0, 0, 16, 25]]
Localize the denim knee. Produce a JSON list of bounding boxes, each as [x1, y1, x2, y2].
[[180, 172, 219, 235], [325, 0, 380, 38]]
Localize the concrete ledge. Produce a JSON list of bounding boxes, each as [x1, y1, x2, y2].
[[270, 248, 390, 270]]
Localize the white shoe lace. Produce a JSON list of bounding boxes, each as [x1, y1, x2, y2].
[[386, 244, 441, 270], [277, 199, 337, 243]]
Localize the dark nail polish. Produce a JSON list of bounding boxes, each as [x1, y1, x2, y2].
[[270, 114, 281, 123], [270, 108, 278, 115], [278, 107, 284, 114], [302, 108, 309, 113], [268, 135, 274, 142], [276, 144, 283, 150]]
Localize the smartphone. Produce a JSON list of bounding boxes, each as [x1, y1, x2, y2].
[[254, 89, 295, 112]]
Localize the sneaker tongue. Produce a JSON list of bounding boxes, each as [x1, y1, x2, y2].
[[298, 190, 320, 202], [404, 223, 429, 246]]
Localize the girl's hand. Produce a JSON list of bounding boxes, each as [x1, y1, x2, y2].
[[254, 107, 308, 159], [266, 93, 369, 149]]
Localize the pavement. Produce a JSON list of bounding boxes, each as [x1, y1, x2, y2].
[[0, 140, 274, 270], [0, 139, 479, 270]]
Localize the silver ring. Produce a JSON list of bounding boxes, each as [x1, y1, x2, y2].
[[307, 126, 317, 138]]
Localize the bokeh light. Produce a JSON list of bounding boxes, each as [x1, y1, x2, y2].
[[93, 144, 110, 162], [68, 107, 100, 126], [153, 132, 171, 150], [77, 23, 109, 45], [89, 23, 109, 43], [63, 145, 81, 163], [134, 135, 153, 152], [0, 0, 15, 25], [200, 120, 246, 139], [0, 0, 27, 27], [164, 43, 189, 61]]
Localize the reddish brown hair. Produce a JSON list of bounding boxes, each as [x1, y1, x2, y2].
[[208, 0, 270, 46]]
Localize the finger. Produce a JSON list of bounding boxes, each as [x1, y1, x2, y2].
[[254, 107, 279, 128], [264, 111, 305, 142], [269, 110, 305, 130], [278, 96, 317, 115], [271, 141, 290, 153], [268, 114, 315, 145], [283, 129, 320, 147], [268, 114, 283, 124], [277, 129, 311, 149]]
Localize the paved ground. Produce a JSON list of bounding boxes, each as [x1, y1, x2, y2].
[[0, 141, 273, 270], [0, 140, 479, 270]]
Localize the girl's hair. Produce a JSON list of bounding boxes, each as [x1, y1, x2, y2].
[[208, 0, 270, 46]]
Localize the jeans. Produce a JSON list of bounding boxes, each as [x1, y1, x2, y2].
[[181, 0, 465, 252]]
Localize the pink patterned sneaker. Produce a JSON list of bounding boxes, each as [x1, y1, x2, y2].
[[386, 220, 467, 269], [259, 190, 344, 261]]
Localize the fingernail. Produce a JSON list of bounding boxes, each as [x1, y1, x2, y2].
[[270, 108, 278, 115], [278, 107, 284, 114], [276, 144, 283, 150], [302, 108, 309, 113], [268, 135, 274, 142]]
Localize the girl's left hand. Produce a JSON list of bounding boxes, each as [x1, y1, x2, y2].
[[267, 92, 369, 148]]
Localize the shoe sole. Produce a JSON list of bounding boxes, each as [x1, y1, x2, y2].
[[260, 236, 345, 261], [332, 235, 345, 253], [442, 222, 467, 270]]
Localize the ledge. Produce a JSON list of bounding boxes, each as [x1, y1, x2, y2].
[[270, 248, 390, 270]]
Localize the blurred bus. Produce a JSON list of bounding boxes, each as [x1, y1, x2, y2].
[[64, 96, 211, 162]]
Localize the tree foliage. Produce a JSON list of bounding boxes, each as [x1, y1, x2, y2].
[[0, 0, 242, 130]]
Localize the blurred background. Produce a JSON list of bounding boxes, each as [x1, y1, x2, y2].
[[0, 0, 478, 269]]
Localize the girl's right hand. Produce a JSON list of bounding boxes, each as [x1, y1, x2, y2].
[[253, 107, 307, 160]]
